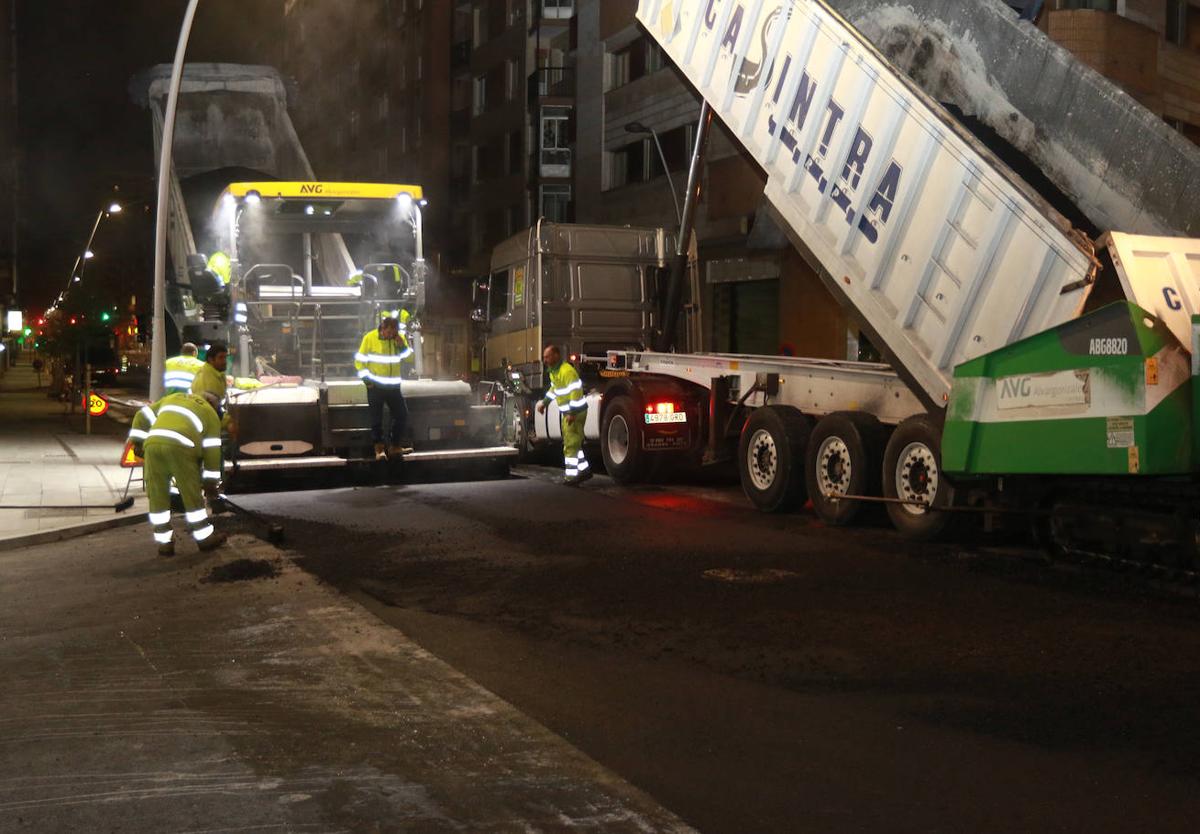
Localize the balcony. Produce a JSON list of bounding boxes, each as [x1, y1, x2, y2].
[[539, 147, 572, 179], [528, 67, 574, 102]]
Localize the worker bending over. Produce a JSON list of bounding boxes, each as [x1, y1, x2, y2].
[[128, 391, 227, 556], [536, 344, 592, 485], [355, 315, 413, 460]]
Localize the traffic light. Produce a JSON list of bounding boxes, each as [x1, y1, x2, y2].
[[22, 327, 31, 336], [100, 312, 111, 322]]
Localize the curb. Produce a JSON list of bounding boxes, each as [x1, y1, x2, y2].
[[0, 513, 145, 553]]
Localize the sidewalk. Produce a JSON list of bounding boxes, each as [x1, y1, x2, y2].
[[0, 364, 146, 545], [0, 523, 693, 832]]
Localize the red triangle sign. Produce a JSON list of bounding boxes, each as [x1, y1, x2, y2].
[[120, 441, 143, 468]]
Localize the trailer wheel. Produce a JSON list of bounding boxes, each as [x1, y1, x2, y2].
[[738, 406, 811, 513], [806, 412, 882, 526], [882, 414, 956, 540], [601, 396, 649, 483]]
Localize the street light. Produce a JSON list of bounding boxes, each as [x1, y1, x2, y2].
[[65, 203, 122, 294], [624, 121, 683, 228], [151, 0, 203, 402]]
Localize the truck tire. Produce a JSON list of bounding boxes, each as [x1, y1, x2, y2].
[[806, 412, 882, 527], [882, 414, 957, 540], [738, 406, 812, 513], [601, 395, 649, 483]]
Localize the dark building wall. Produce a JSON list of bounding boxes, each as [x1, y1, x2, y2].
[[0, 0, 14, 300]]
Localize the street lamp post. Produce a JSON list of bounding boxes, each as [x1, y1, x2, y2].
[[67, 203, 121, 290], [624, 121, 683, 228], [150, 0, 202, 402]]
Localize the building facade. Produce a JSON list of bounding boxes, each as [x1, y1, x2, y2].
[[1041, 0, 1200, 142], [0, 0, 15, 305], [281, 0, 1200, 361]]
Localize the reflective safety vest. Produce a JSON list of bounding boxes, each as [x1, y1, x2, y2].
[[191, 361, 228, 404], [128, 393, 223, 482], [349, 265, 404, 290], [355, 328, 413, 386], [545, 361, 586, 413], [164, 354, 204, 393], [190, 361, 232, 428]]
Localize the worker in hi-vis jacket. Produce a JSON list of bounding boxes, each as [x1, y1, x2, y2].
[[536, 344, 592, 485]]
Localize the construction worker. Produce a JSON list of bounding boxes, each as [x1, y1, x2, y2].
[[127, 391, 227, 556], [207, 251, 232, 286], [354, 315, 413, 460], [536, 344, 592, 485], [163, 342, 205, 394], [190, 342, 229, 425]]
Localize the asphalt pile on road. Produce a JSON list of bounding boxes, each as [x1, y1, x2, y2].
[[203, 557, 281, 583]]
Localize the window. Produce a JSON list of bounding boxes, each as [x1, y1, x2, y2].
[[472, 7, 485, 46], [506, 60, 520, 101], [608, 37, 664, 90], [608, 140, 646, 189], [489, 270, 511, 319], [473, 75, 487, 115], [607, 123, 693, 189], [543, 0, 574, 20], [509, 129, 524, 174], [451, 144, 470, 179], [540, 185, 572, 222], [540, 106, 571, 177]]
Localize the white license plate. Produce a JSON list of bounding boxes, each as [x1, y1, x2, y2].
[[645, 412, 687, 424]]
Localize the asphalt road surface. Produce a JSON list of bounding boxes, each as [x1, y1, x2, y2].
[[235, 465, 1200, 834]]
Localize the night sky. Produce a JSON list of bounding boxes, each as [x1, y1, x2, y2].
[[15, 0, 284, 314]]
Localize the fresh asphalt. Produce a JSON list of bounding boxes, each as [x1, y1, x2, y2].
[[233, 464, 1200, 834]]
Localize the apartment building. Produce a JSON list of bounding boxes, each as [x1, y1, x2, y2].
[[575, 0, 848, 358], [453, 0, 576, 274], [282, 0, 452, 282], [1041, 0, 1200, 141], [280, 1, 1199, 358]]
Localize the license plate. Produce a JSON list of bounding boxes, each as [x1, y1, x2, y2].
[[645, 412, 687, 424]]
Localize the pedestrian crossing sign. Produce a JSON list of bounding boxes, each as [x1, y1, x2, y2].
[[120, 441, 143, 468]]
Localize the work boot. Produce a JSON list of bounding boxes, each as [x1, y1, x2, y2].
[[576, 469, 594, 485], [390, 444, 414, 457], [374, 443, 388, 461], [197, 531, 228, 552], [563, 474, 581, 486], [157, 540, 175, 557]]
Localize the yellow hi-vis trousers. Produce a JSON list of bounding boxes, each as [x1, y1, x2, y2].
[[562, 413, 589, 477], [144, 441, 214, 545]]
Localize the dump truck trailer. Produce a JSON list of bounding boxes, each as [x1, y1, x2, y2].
[[507, 0, 1200, 564]]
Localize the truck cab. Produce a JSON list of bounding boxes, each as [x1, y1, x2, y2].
[[474, 220, 695, 452]]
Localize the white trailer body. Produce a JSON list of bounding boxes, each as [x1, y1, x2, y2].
[[636, 0, 1098, 408]]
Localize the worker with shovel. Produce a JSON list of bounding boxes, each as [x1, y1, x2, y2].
[[128, 391, 227, 556]]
